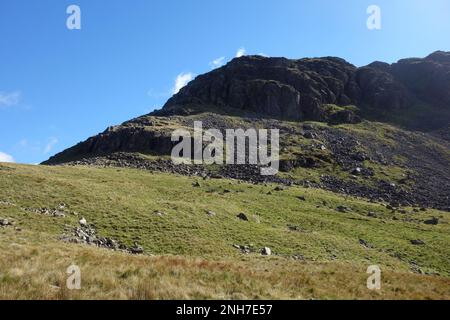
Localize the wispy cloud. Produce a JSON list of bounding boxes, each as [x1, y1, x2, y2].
[[209, 56, 226, 69], [0, 91, 21, 108], [44, 137, 58, 154], [0, 151, 15, 163], [172, 72, 194, 94], [236, 47, 246, 58]]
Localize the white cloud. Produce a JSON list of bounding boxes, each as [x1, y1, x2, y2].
[[44, 137, 58, 154], [0, 91, 21, 108], [0, 151, 15, 163], [209, 56, 226, 69], [172, 72, 194, 94], [236, 47, 246, 58]]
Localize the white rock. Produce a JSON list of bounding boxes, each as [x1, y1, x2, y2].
[[261, 247, 272, 256], [79, 218, 87, 226]]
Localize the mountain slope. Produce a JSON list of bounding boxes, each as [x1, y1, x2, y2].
[[43, 52, 450, 211], [1, 163, 449, 299]]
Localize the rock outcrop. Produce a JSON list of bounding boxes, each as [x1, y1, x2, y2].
[[156, 51, 450, 129]]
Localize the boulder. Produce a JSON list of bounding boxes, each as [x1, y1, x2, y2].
[[424, 217, 439, 225], [410, 239, 425, 245], [236, 213, 249, 221], [79, 218, 87, 226]]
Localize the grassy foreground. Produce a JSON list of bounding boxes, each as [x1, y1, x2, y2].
[[0, 163, 449, 299]]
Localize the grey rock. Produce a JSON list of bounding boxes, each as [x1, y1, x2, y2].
[[130, 243, 144, 254], [206, 210, 216, 217], [424, 217, 439, 225], [336, 205, 350, 213], [410, 239, 425, 245]]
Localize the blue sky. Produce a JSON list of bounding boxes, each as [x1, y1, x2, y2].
[[1, 0, 449, 164]]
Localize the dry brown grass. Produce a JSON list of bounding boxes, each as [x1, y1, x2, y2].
[[0, 229, 449, 300]]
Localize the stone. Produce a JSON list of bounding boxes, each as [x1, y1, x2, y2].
[[303, 132, 316, 139], [424, 217, 439, 225], [336, 205, 350, 213], [206, 210, 216, 217], [410, 239, 425, 245], [58, 203, 67, 210], [236, 213, 249, 221], [261, 247, 272, 256], [130, 243, 144, 254], [0, 218, 9, 226], [79, 218, 87, 226]]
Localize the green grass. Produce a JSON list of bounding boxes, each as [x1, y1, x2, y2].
[[0, 163, 449, 299]]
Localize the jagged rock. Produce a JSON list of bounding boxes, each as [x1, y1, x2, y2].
[[60, 224, 139, 254]]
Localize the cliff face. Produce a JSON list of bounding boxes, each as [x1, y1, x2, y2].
[[160, 56, 360, 121], [43, 51, 450, 166], [157, 51, 450, 129]]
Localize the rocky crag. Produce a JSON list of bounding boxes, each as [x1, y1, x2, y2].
[[43, 52, 450, 211]]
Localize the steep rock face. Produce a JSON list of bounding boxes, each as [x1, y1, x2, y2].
[[355, 64, 410, 113], [157, 51, 450, 128], [45, 51, 450, 165], [391, 51, 450, 107], [45, 125, 175, 164], [160, 56, 361, 121]]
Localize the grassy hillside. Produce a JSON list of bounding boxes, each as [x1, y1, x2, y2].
[[0, 163, 449, 299]]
